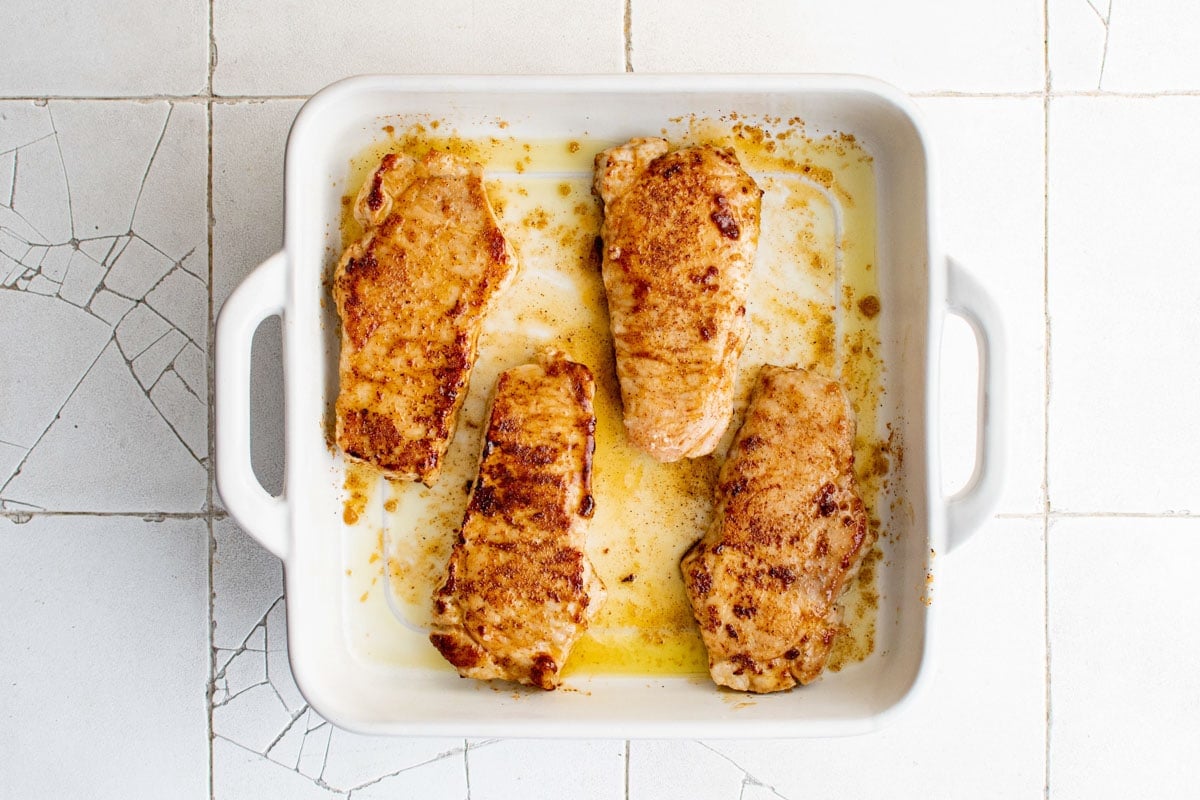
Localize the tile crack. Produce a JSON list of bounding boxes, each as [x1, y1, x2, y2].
[[344, 745, 467, 795], [130, 103, 174, 231], [263, 703, 309, 761], [0, 339, 110, 499], [211, 678, 270, 709], [44, 103, 75, 239], [1084, 0, 1114, 90], [0, 131, 57, 159], [697, 743, 794, 800]]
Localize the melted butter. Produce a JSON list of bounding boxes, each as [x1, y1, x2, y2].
[[339, 119, 887, 678]]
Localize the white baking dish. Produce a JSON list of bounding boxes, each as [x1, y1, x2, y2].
[[216, 74, 1006, 737]]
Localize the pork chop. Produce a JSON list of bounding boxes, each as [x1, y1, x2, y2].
[[593, 138, 762, 462], [429, 350, 604, 690], [333, 150, 517, 485], [681, 365, 872, 692]]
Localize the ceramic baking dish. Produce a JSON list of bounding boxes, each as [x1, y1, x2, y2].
[[215, 74, 1006, 737]]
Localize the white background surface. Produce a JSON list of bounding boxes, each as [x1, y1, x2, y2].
[[1, 1, 1197, 797]]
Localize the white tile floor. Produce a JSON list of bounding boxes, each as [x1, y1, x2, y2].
[[2, 2, 1198, 798]]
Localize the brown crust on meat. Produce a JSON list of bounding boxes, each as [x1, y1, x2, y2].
[[681, 365, 873, 693], [429, 351, 605, 690], [332, 151, 517, 484], [593, 139, 762, 462]]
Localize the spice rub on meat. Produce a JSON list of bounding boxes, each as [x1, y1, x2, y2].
[[429, 350, 605, 690], [333, 150, 517, 485], [593, 138, 762, 462], [681, 365, 872, 693]]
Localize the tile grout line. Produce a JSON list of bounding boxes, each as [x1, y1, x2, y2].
[[206, 2, 217, 798], [625, 740, 631, 800], [624, 0, 633, 72], [1042, 0, 1052, 796]]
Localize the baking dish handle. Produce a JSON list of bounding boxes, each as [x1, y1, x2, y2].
[[943, 257, 1007, 551], [216, 250, 289, 560]]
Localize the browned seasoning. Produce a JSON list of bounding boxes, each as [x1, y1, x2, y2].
[[857, 294, 881, 319]]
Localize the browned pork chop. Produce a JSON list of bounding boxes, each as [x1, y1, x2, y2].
[[681, 365, 872, 692], [333, 150, 517, 485], [594, 138, 762, 462], [429, 350, 605, 690]]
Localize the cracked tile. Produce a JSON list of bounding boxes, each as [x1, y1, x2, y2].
[[1050, 0, 1200, 91], [89, 289, 136, 325], [0, 290, 110, 448], [37, 242, 72, 282], [296, 722, 333, 780], [348, 753, 467, 800], [0, 251, 21, 284], [23, 243, 48, 266], [214, 737, 343, 800], [0, 104, 54, 153], [632, 0, 1042, 92], [105, 233, 132, 266], [214, 683, 296, 754], [267, 711, 310, 770], [53, 101, 168, 239], [132, 103, 208, 264], [0, 341, 206, 511], [145, 265, 207, 345], [222, 640, 268, 697], [0, 150, 14, 201], [59, 249, 105, 306], [0, 211, 43, 257], [213, 517, 284, 651], [629, 741, 745, 800], [320, 731, 462, 793], [181, 247, 206, 280], [0, 231, 29, 264], [0, 441, 25, 486], [151, 368, 208, 459], [740, 784, 787, 800], [78, 235, 116, 263], [266, 599, 306, 713], [1049, 517, 1200, 796], [212, 515, 474, 796], [132, 328, 187, 389], [116, 301, 172, 360], [213, 0, 623, 95], [10, 133, 70, 242], [25, 273, 57, 295], [104, 235, 176, 300], [246, 625, 267, 651], [0, 516, 209, 799], [468, 740, 625, 800], [0, 99, 209, 510], [174, 341, 206, 398]]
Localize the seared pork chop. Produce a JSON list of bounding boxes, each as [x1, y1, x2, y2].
[[429, 350, 604, 690], [681, 365, 872, 692], [593, 138, 762, 462], [333, 150, 517, 485]]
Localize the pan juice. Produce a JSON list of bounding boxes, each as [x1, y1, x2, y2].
[[337, 118, 888, 681]]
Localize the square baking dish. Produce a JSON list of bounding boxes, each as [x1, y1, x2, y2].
[[216, 74, 1006, 737]]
